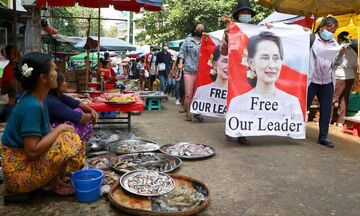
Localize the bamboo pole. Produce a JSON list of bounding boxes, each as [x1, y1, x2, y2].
[[86, 15, 91, 85], [12, 0, 17, 47], [97, 0, 101, 71]]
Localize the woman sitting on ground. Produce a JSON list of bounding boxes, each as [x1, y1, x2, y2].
[[1, 52, 85, 196], [47, 73, 98, 142]]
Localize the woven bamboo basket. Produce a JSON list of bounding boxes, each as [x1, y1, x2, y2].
[[108, 174, 211, 216]]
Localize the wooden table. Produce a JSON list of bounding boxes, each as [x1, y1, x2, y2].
[[88, 94, 144, 131]]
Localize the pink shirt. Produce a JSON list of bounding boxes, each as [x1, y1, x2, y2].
[[311, 34, 338, 85]]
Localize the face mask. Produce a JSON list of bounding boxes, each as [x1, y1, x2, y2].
[[163, 46, 169, 51], [238, 15, 252, 23], [194, 30, 203, 37], [320, 29, 334, 41]]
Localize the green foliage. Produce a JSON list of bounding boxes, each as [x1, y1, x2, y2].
[[51, 6, 105, 37], [105, 25, 119, 37], [0, 0, 8, 7], [137, 0, 273, 45]]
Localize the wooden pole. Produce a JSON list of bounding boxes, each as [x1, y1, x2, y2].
[[86, 15, 91, 85], [12, 0, 17, 47], [97, 0, 101, 61]]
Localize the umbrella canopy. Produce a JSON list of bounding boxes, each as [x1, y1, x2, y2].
[[70, 52, 104, 61], [256, 0, 360, 17], [314, 14, 360, 39], [35, 0, 162, 12], [74, 36, 136, 51]]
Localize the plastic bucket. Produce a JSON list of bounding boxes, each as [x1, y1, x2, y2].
[[71, 169, 104, 191], [75, 183, 101, 203]]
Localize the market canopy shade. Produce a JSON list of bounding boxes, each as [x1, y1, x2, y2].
[[35, 0, 162, 12], [255, 0, 360, 17], [70, 52, 104, 61], [74, 36, 136, 51]]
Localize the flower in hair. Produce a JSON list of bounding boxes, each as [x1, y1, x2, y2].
[[21, 63, 33, 78]]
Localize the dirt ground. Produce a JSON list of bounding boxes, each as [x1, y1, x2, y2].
[[1, 98, 360, 216]]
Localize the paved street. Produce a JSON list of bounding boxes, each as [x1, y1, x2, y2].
[[1, 98, 360, 216]]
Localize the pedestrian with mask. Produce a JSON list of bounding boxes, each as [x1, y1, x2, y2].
[[155, 42, 172, 94], [308, 16, 345, 148], [149, 46, 159, 91], [178, 23, 205, 122], [220, 0, 256, 144]]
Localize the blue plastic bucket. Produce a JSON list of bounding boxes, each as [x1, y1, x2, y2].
[[75, 183, 101, 203], [71, 169, 104, 191]]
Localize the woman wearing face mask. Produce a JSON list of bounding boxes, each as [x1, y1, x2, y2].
[[220, 0, 256, 57], [221, 0, 256, 144], [307, 16, 345, 148], [178, 23, 206, 122]]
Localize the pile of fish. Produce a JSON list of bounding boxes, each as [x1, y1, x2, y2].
[[107, 140, 159, 154], [152, 186, 206, 212], [163, 143, 214, 158], [87, 156, 111, 170], [111, 153, 180, 173], [122, 170, 174, 196], [103, 171, 119, 186]]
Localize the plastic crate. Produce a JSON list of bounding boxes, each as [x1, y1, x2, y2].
[[348, 93, 360, 112]]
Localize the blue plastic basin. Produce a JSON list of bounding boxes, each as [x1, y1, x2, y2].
[[71, 169, 103, 191], [75, 183, 101, 203]]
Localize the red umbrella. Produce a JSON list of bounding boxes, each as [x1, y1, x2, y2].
[[36, 0, 162, 12]]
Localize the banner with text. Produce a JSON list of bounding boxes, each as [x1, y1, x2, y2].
[[190, 35, 227, 118], [225, 23, 309, 139]]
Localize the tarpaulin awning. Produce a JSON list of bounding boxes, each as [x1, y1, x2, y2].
[[74, 36, 137, 51], [36, 0, 162, 12], [256, 0, 360, 18]]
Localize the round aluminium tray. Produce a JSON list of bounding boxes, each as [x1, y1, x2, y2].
[[120, 170, 175, 197], [110, 153, 182, 174], [106, 139, 160, 154], [159, 142, 215, 160], [108, 174, 210, 216]]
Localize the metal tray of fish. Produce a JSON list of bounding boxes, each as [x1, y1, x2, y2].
[[86, 152, 118, 170], [159, 142, 215, 160], [88, 131, 135, 145], [110, 153, 182, 174], [120, 170, 175, 197], [106, 139, 160, 154]]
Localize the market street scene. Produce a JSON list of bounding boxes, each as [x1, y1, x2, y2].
[[0, 0, 360, 215]]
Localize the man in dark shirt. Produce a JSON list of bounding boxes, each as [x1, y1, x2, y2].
[[155, 42, 172, 93]]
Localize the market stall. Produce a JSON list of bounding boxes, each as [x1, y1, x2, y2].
[[85, 93, 144, 131]]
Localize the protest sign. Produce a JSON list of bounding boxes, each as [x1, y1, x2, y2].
[[225, 23, 309, 139]]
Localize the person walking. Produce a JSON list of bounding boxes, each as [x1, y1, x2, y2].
[[178, 23, 205, 122], [331, 31, 358, 127], [308, 16, 345, 148], [221, 0, 256, 144], [155, 42, 172, 94]]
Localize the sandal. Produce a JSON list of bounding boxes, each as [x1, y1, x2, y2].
[[193, 114, 204, 122], [185, 114, 192, 121]]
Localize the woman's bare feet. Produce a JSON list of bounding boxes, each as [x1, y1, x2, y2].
[[43, 176, 75, 196]]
